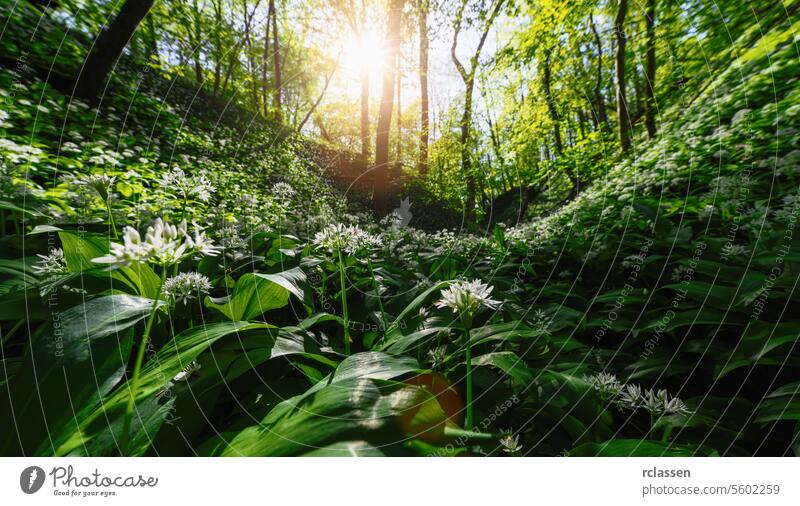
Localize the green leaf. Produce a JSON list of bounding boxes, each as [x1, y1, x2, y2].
[[221, 378, 436, 456], [205, 268, 305, 321], [0, 295, 157, 455], [55, 321, 274, 455], [471, 351, 534, 386]]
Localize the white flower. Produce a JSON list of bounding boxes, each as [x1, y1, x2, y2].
[[721, 243, 747, 259], [435, 279, 500, 323], [618, 384, 643, 410], [93, 226, 150, 268], [144, 218, 188, 264], [163, 272, 211, 305], [77, 173, 116, 201], [312, 223, 367, 254], [272, 182, 296, 199], [426, 345, 447, 369], [185, 224, 221, 257], [92, 218, 217, 269], [32, 248, 68, 275], [499, 433, 522, 455], [585, 372, 624, 400], [161, 166, 215, 202]]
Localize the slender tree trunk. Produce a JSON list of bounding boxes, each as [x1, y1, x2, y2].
[[374, 0, 403, 215], [299, 64, 337, 130], [269, 0, 282, 119], [461, 81, 476, 217], [589, 12, 609, 132], [542, 49, 562, 155], [451, 0, 505, 224], [644, 0, 657, 139], [418, 0, 429, 176], [262, 6, 271, 115], [395, 50, 402, 162], [361, 76, 370, 158], [615, 0, 632, 151], [192, 0, 203, 83], [73, 0, 155, 100]]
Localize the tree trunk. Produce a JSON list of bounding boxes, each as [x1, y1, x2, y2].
[[73, 0, 155, 100], [615, 0, 631, 152], [451, 0, 505, 225], [360, 76, 370, 159], [262, 5, 271, 115], [192, 0, 203, 83], [269, 0, 282, 119], [589, 12, 609, 132], [395, 49, 402, 161], [417, 0, 429, 176], [644, 0, 657, 139], [374, 0, 403, 215], [298, 63, 336, 130], [542, 49, 562, 155]]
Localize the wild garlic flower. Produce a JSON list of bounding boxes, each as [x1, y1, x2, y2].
[[584, 372, 624, 400], [93, 226, 150, 268], [78, 173, 116, 201], [499, 433, 522, 455], [616, 384, 690, 416], [427, 345, 448, 369], [272, 182, 296, 199], [721, 243, 747, 259], [435, 279, 500, 325], [355, 231, 383, 252], [161, 166, 215, 202], [163, 272, 211, 305], [312, 223, 367, 254], [92, 218, 219, 269], [185, 225, 221, 257], [618, 384, 643, 410], [33, 248, 68, 276]]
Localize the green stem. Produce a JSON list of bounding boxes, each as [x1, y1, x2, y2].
[[465, 326, 473, 430], [337, 248, 350, 355], [105, 199, 117, 238], [367, 258, 387, 333], [121, 265, 167, 455]]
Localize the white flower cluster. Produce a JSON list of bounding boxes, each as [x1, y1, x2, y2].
[[584, 373, 691, 416], [163, 272, 211, 305], [272, 182, 296, 199], [436, 279, 500, 320], [161, 166, 215, 202], [77, 173, 116, 201], [93, 218, 220, 269], [312, 223, 382, 254], [32, 248, 68, 276]]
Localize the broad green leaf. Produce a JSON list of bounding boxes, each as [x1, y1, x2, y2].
[[205, 268, 305, 320]]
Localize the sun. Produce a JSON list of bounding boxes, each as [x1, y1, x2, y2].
[[340, 30, 385, 82]]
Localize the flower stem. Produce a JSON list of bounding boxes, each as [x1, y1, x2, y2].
[[105, 199, 117, 238], [465, 325, 474, 430], [337, 248, 350, 355], [367, 258, 387, 333], [121, 266, 167, 455]]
